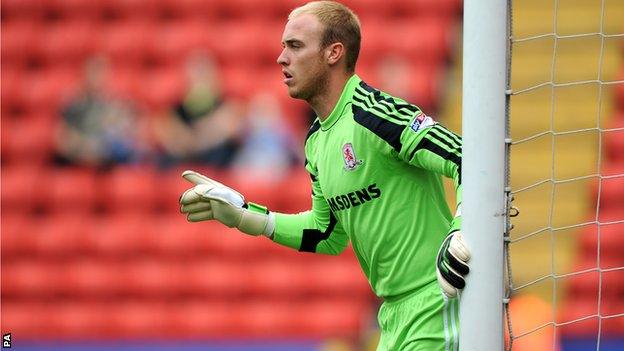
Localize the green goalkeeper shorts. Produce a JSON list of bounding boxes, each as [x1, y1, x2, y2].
[[377, 281, 459, 351]]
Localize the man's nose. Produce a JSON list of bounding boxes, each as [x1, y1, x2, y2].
[[277, 49, 288, 65]]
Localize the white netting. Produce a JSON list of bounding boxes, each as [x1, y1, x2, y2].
[[505, 0, 624, 350]]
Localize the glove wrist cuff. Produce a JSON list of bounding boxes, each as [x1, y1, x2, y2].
[[245, 202, 269, 215]]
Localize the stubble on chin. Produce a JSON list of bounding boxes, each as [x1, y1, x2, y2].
[[298, 69, 329, 102]]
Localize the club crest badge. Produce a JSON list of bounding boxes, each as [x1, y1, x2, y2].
[[342, 143, 363, 171]]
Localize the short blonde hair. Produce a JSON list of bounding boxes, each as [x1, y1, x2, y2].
[[289, 1, 361, 72]]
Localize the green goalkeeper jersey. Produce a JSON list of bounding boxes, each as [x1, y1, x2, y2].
[[273, 74, 462, 299]]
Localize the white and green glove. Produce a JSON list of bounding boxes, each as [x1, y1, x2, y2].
[[179, 170, 275, 237], [436, 231, 471, 297]]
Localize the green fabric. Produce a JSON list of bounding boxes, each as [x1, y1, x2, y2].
[[273, 74, 462, 299], [246, 202, 268, 215], [377, 282, 459, 351]]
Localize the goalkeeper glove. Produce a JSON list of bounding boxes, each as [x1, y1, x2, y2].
[[436, 231, 471, 298], [179, 170, 275, 237]]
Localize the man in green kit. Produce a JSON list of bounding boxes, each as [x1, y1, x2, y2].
[[179, 1, 471, 349]]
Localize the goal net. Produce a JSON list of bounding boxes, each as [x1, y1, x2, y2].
[[505, 0, 624, 350]]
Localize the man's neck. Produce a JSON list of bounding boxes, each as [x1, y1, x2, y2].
[[309, 72, 353, 122]]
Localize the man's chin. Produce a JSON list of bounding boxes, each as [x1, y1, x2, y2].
[[287, 87, 303, 99]]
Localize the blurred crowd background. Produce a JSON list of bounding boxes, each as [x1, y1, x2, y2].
[[1, 0, 623, 350]]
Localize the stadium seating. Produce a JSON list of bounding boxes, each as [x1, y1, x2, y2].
[[604, 113, 624, 163], [48, 167, 99, 214], [560, 43, 624, 340]]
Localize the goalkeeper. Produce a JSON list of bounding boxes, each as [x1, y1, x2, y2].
[[179, 1, 470, 350]]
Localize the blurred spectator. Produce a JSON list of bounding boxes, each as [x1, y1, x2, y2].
[[232, 92, 299, 181], [54, 56, 145, 169], [153, 53, 244, 168]]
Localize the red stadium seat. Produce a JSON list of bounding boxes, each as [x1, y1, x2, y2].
[[22, 68, 81, 114], [149, 20, 217, 66], [0, 20, 43, 69], [579, 221, 624, 260], [1, 113, 57, 166], [597, 208, 624, 224], [0, 213, 34, 258], [99, 20, 156, 67], [183, 258, 248, 296], [362, 17, 451, 66], [242, 301, 300, 337], [102, 166, 159, 213], [212, 0, 296, 20], [1, 259, 62, 298], [31, 214, 91, 257], [567, 265, 624, 299], [0, 0, 46, 22], [1, 69, 28, 116], [246, 260, 307, 297], [39, 21, 100, 68], [117, 258, 186, 297], [601, 302, 624, 336], [155, 0, 221, 21], [138, 66, 186, 110], [147, 213, 212, 255], [83, 214, 152, 256], [304, 259, 372, 296], [559, 298, 600, 337], [46, 0, 106, 21], [62, 258, 122, 297], [604, 113, 624, 163], [0, 301, 53, 338], [100, 0, 159, 21], [166, 300, 239, 337], [0, 165, 44, 213], [48, 301, 114, 337], [392, 19, 450, 64], [297, 298, 369, 338], [274, 169, 313, 213], [47, 167, 99, 214], [398, 0, 462, 18], [212, 21, 282, 68], [343, 0, 460, 20], [560, 298, 623, 337], [598, 174, 624, 212]]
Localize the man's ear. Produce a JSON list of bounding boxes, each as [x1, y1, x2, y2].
[[325, 42, 345, 66]]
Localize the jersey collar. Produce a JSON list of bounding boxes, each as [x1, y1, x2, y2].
[[320, 74, 361, 131]]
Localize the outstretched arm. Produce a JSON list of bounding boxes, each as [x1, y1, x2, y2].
[[179, 167, 349, 255]]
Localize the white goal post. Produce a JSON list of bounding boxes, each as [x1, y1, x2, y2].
[[460, 0, 509, 350]]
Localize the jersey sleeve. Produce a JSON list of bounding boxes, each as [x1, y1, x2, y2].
[[398, 113, 463, 234], [271, 125, 350, 255]]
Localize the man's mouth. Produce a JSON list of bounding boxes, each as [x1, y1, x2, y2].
[[283, 70, 293, 84]]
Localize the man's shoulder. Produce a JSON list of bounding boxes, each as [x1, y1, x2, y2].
[[351, 80, 422, 121], [348, 81, 426, 152]]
